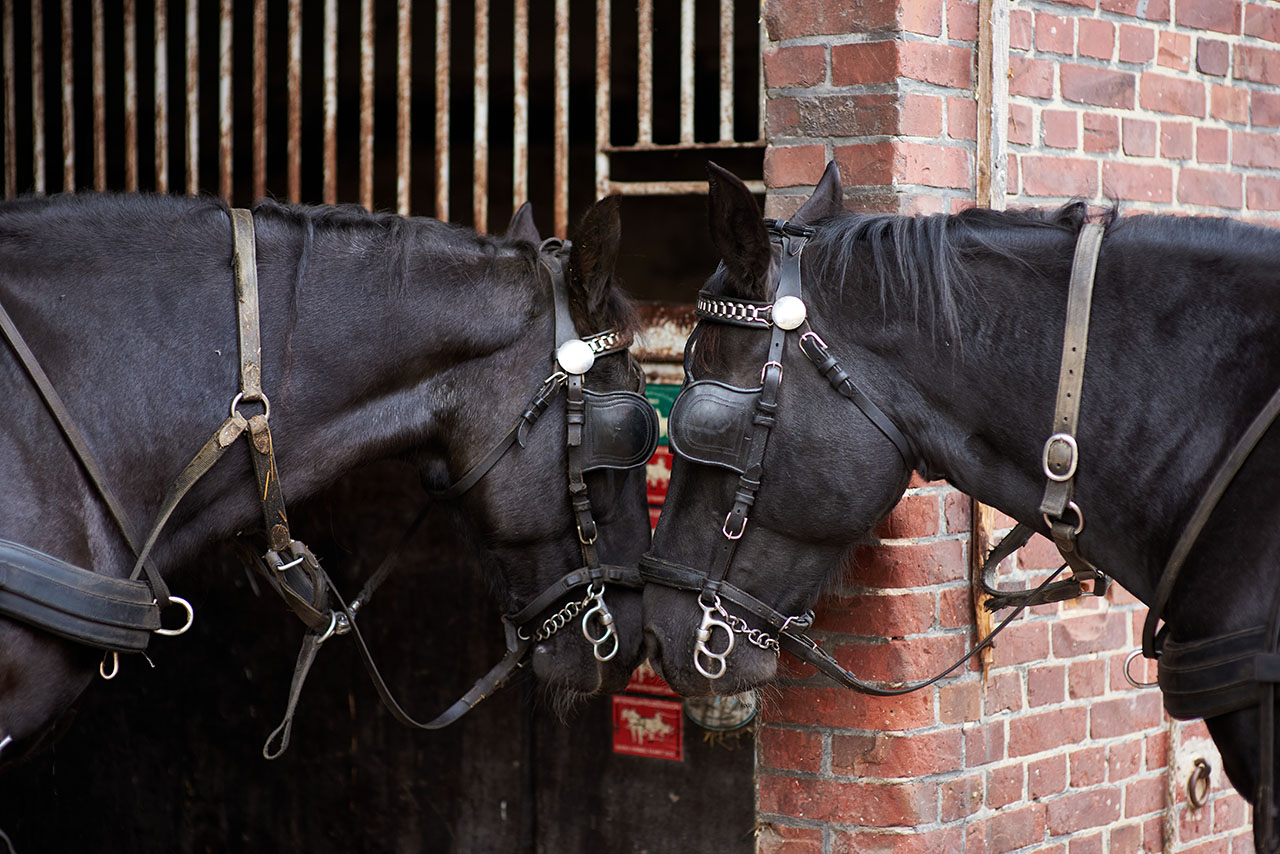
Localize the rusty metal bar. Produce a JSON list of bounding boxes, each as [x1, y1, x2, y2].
[[286, 0, 300, 202], [60, 0, 73, 190], [31, 0, 44, 194], [512, 0, 528, 211], [218, 0, 232, 200], [602, 178, 764, 195], [679, 0, 693, 145], [359, 0, 373, 210], [718, 0, 732, 142], [123, 0, 137, 190], [153, 0, 167, 192], [636, 0, 650, 146], [473, 0, 488, 231], [322, 0, 336, 204], [757, 16, 764, 140], [2, 0, 14, 197], [91, 0, 104, 190], [396, 0, 411, 215], [553, 0, 567, 236], [594, 0, 608, 199], [185, 0, 198, 194], [252, 0, 265, 200], [433, 0, 448, 219]]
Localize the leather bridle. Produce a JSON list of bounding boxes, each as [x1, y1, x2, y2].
[[0, 211, 657, 758]]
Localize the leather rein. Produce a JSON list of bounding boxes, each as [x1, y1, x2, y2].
[[0, 212, 643, 758]]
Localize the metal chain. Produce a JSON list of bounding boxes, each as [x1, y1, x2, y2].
[[527, 589, 597, 642], [712, 597, 813, 652]]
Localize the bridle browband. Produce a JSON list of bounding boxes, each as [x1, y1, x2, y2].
[[0, 212, 657, 758]]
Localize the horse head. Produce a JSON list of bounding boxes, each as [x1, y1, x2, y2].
[[641, 163, 916, 695]]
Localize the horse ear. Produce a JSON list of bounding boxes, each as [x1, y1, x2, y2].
[[506, 201, 542, 243], [567, 195, 622, 319], [790, 161, 844, 225], [707, 162, 771, 298]]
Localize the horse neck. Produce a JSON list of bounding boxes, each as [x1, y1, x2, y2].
[[0, 197, 544, 577], [818, 214, 1280, 605]]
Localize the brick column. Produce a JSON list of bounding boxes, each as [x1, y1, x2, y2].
[[755, 1, 1274, 851]]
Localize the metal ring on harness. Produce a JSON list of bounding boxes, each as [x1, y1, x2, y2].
[[153, 595, 195, 637], [1123, 648, 1159, 688], [1043, 500, 1085, 536], [230, 391, 271, 420]]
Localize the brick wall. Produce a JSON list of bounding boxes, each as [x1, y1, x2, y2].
[[756, 1, 1280, 851]]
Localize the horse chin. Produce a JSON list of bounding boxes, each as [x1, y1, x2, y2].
[[642, 623, 778, 697], [527, 607, 646, 697]]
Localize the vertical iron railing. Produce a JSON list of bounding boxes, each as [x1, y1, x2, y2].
[[1, 0, 763, 229]]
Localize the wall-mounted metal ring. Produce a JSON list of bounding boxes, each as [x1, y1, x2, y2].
[[1123, 648, 1159, 688], [1187, 757, 1212, 809]]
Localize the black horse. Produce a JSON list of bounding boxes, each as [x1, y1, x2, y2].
[[0, 192, 653, 768], [643, 162, 1280, 847]]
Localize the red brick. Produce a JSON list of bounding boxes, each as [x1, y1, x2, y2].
[[1008, 153, 1019, 195], [1139, 72, 1207, 116], [814, 588, 936, 636], [900, 41, 973, 88], [1036, 12, 1075, 54], [758, 823, 823, 854], [900, 93, 942, 137], [848, 539, 966, 588], [1213, 794, 1247, 833], [1197, 38, 1230, 75], [901, 0, 943, 36], [1245, 3, 1280, 43], [1158, 31, 1192, 69], [1062, 64, 1136, 108], [1078, 20, 1114, 60], [984, 670, 1023, 714], [1145, 0, 1170, 22], [765, 146, 829, 189], [832, 827, 964, 854], [1051, 612, 1127, 658], [938, 586, 971, 630], [1010, 9, 1033, 49], [948, 0, 979, 42], [832, 729, 963, 778], [1069, 658, 1107, 698], [964, 719, 1006, 766], [875, 492, 942, 538], [769, 684, 936, 729], [1118, 24, 1155, 63], [987, 763, 1024, 808], [991, 618, 1050, 667], [985, 803, 1047, 852], [1234, 129, 1280, 167], [943, 490, 971, 534], [1253, 91, 1280, 127], [1248, 175, 1280, 211], [834, 141, 895, 187], [1107, 739, 1142, 780], [1100, 0, 1141, 14], [758, 775, 938, 826], [1236, 44, 1280, 85], [1122, 117, 1157, 156], [768, 94, 900, 138], [1022, 155, 1098, 197], [948, 96, 977, 141], [1030, 754, 1069, 798], [939, 773, 982, 821], [1047, 786, 1123, 835], [1198, 127, 1229, 164], [1043, 110, 1078, 149], [1176, 0, 1242, 34], [1020, 533, 1062, 570], [1090, 692, 1164, 738], [1083, 113, 1119, 152], [764, 0, 897, 40], [1009, 706, 1087, 757], [1011, 56, 1055, 99], [833, 633, 971, 683], [1145, 730, 1169, 770], [1211, 83, 1248, 123], [1028, 663, 1066, 706], [1110, 824, 1144, 853], [831, 41, 899, 86], [760, 726, 824, 774], [1161, 121, 1194, 159], [1009, 104, 1034, 145], [1070, 745, 1107, 787], [765, 45, 827, 88]]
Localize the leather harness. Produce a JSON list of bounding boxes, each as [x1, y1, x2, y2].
[[0, 211, 656, 758]]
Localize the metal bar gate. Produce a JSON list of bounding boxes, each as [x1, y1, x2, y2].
[[0, 0, 762, 235]]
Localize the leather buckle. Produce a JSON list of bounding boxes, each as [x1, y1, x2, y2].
[[1042, 433, 1078, 482]]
